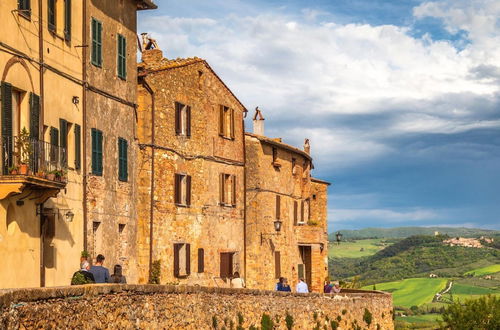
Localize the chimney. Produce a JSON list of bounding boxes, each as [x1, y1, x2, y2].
[[253, 107, 265, 136], [304, 138, 310, 154]]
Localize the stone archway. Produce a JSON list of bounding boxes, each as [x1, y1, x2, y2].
[[1, 55, 35, 93]]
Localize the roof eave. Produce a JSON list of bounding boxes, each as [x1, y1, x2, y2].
[[137, 0, 157, 10]]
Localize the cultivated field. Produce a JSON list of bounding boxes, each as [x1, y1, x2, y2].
[[328, 238, 392, 258], [464, 264, 500, 276]]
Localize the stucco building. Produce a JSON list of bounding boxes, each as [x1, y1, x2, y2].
[[245, 110, 329, 292], [136, 49, 247, 285]]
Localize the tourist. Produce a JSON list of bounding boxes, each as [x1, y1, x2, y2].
[[296, 278, 309, 293], [324, 280, 333, 293], [277, 278, 291, 292], [110, 264, 127, 284], [230, 272, 245, 288], [332, 281, 341, 293], [71, 260, 95, 285], [89, 254, 110, 283], [275, 277, 284, 290]]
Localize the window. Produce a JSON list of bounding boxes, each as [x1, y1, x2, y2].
[[220, 252, 234, 280], [118, 138, 128, 181], [174, 173, 191, 206], [18, 0, 31, 18], [91, 128, 103, 175], [91, 18, 102, 67], [1, 82, 13, 173], [272, 147, 281, 168], [64, 0, 71, 40], [173, 243, 190, 278], [48, 0, 56, 32], [275, 195, 281, 220], [49, 127, 59, 163], [275, 251, 281, 279], [197, 248, 204, 273], [219, 173, 236, 206], [304, 198, 310, 222], [175, 102, 191, 137], [291, 157, 297, 175], [59, 119, 68, 166], [117, 34, 126, 79], [293, 200, 298, 225], [74, 124, 81, 170], [218, 105, 235, 139]]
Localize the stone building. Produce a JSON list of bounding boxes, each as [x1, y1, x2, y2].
[[83, 0, 156, 283], [136, 49, 247, 285], [0, 0, 84, 288], [245, 110, 329, 292]]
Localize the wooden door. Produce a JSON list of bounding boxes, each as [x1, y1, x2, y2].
[[220, 252, 234, 280]]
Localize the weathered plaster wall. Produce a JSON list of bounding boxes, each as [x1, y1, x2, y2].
[[0, 285, 394, 330], [136, 52, 246, 285]]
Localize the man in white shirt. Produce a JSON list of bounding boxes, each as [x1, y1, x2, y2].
[[296, 278, 309, 293]]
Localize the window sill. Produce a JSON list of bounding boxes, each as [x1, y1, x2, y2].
[[219, 135, 235, 141], [175, 203, 190, 208], [91, 173, 103, 177], [176, 134, 191, 139], [118, 179, 128, 183], [219, 203, 236, 208], [118, 75, 127, 81], [272, 162, 282, 168], [91, 62, 102, 68], [296, 222, 306, 226], [18, 11, 31, 21]]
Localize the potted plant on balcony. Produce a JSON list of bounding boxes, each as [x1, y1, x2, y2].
[[51, 169, 67, 182], [15, 127, 32, 175], [47, 170, 56, 181], [8, 165, 18, 175]]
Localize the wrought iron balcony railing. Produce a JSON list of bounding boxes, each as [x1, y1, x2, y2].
[[1, 135, 67, 181]]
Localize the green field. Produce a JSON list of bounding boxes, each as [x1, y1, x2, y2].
[[362, 278, 447, 307], [329, 238, 392, 258], [464, 264, 500, 276], [396, 314, 442, 323]]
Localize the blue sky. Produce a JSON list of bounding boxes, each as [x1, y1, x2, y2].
[[138, 0, 500, 231]]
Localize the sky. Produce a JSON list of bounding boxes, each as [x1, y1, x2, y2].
[[138, 0, 500, 232]]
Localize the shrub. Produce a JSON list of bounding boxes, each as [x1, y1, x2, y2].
[[149, 259, 161, 284], [363, 308, 372, 326], [285, 313, 294, 330], [261, 313, 274, 330], [440, 295, 500, 330]]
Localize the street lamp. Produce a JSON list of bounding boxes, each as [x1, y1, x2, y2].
[[261, 219, 283, 245], [336, 231, 343, 245]]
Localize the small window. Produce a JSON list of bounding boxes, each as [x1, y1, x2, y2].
[[275, 195, 281, 220], [197, 248, 204, 273], [291, 157, 296, 175], [117, 34, 126, 79], [49, 127, 59, 163], [272, 147, 281, 168], [59, 119, 68, 167], [91, 128, 103, 175], [293, 200, 298, 225], [74, 124, 81, 170], [275, 251, 281, 279], [304, 198, 310, 222], [219, 173, 236, 206], [91, 18, 102, 67], [48, 0, 56, 32], [173, 243, 190, 278], [118, 138, 128, 181], [174, 173, 191, 206], [18, 0, 31, 19], [64, 0, 72, 40], [218, 105, 235, 139], [175, 102, 191, 137]]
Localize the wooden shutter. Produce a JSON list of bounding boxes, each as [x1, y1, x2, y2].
[[91, 18, 97, 64], [59, 119, 68, 166], [91, 128, 97, 173], [173, 244, 181, 278], [197, 248, 204, 273], [274, 251, 281, 279], [185, 244, 191, 276], [174, 102, 181, 135], [218, 105, 224, 136], [97, 130, 103, 175], [74, 124, 81, 170], [64, 0, 71, 40], [19, 0, 31, 17], [91, 128, 102, 175], [48, 0, 56, 32], [294, 201, 298, 225], [1, 82, 13, 173], [230, 108, 235, 139], [219, 173, 225, 204], [185, 175, 191, 206], [307, 199, 311, 221], [118, 138, 128, 181], [97, 21, 102, 66], [186, 105, 191, 137], [276, 195, 281, 219], [117, 34, 126, 78], [301, 200, 304, 222], [50, 127, 59, 146], [174, 173, 181, 204], [29, 93, 40, 139], [231, 175, 236, 207], [91, 18, 102, 66]]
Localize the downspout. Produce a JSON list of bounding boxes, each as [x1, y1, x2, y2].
[[140, 77, 155, 281], [38, 0, 45, 288], [82, 0, 88, 252], [242, 114, 247, 279]]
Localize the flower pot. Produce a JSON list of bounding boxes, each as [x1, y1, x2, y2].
[[47, 173, 56, 181], [10, 170, 18, 175], [19, 164, 29, 175]]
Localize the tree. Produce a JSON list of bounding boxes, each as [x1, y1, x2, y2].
[[440, 295, 500, 330]]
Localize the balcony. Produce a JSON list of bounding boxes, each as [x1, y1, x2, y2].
[[0, 135, 67, 201]]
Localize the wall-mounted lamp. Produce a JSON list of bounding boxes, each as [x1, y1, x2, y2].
[[65, 210, 75, 222], [261, 219, 283, 245], [72, 96, 80, 105]]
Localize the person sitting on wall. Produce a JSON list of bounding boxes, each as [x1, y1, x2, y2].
[[71, 260, 95, 285], [276, 277, 284, 290], [277, 278, 291, 292], [332, 281, 341, 293], [230, 272, 245, 288], [89, 254, 110, 283], [296, 278, 309, 293], [324, 280, 333, 293], [110, 264, 127, 284]]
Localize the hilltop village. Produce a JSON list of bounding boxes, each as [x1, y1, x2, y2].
[[0, 0, 329, 292]]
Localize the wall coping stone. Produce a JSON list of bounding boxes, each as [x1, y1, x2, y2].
[[0, 284, 390, 308]]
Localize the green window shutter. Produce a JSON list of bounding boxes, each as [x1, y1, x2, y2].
[[48, 0, 56, 32], [74, 124, 81, 170], [18, 0, 31, 17], [91, 128, 102, 175], [118, 138, 128, 181], [91, 18, 102, 67], [29, 93, 40, 139], [50, 127, 59, 146], [1, 82, 13, 173], [117, 34, 126, 79], [64, 0, 71, 41], [97, 130, 103, 175], [59, 119, 68, 166]]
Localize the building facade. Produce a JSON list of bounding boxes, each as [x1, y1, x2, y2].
[[0, 0, 84, 288], [82, 0, 155, 283], [136, 49, 247, 285], [245, 111, 329, 292]]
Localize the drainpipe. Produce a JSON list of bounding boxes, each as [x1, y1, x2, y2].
[[82, 0, 88, 253], [38, 0, 45, 288], [242, 116, 247, 279], [140, 77, 155, 281]]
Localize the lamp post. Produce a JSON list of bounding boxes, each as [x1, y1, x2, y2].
[[335, 231, 343, 245], [261, 219, 282, 245]]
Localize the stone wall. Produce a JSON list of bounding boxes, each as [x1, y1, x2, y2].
[[0, 285, 394, 329]]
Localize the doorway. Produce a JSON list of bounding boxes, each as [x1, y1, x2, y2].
[[298, 245, 312, 289], [220, 252, 234, 280]]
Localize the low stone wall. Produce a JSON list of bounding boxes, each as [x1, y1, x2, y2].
[[0, 285, 393, 329]]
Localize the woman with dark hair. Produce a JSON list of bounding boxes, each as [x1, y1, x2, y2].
[[230, 272, 245, 288], [110, 264, 127, 284]]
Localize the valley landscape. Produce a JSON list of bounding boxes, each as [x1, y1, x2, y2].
[[329, 227, 500, 329]]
